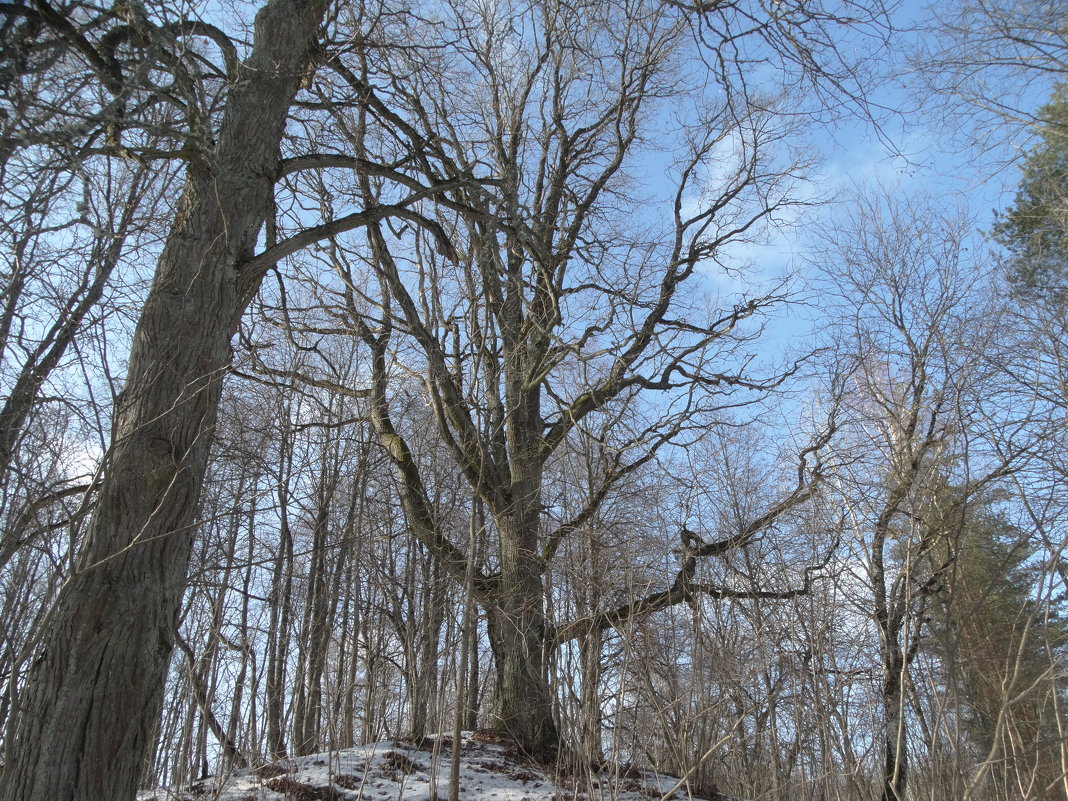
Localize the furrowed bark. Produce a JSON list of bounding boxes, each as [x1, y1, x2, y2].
[[0, 2, 326, 799]]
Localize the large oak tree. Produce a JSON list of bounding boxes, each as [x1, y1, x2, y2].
[[0, 0, 889, 795]]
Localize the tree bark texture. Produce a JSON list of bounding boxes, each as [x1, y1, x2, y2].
[[486, 370, 559, 753], [0, 2, 325, 799], [881, 646, 908, 801]]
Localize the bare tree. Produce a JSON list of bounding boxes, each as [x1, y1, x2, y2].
[[0, 0, 895, 792], [914, 0, 1068, 169], [0, 3, 330, 798], [813, 191, 1020, 801], [282, 0, 886, 754]]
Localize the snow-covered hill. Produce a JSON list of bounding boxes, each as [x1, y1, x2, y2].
[[140, 731, 742, 801]]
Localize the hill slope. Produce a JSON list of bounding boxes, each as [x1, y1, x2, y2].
[[140, 732, 742, 801]]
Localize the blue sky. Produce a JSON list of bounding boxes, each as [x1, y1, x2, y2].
[[700, 0, 1063, 340]]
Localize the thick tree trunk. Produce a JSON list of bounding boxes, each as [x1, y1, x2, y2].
[[486, 589, 557, 756], [485, 325, 559, 755], [0, 3, 324, 799], [487, 489, 558, 754]]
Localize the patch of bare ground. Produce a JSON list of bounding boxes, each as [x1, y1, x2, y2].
[[265, 775, 345, 800]]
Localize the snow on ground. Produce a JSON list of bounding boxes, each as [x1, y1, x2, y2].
[[139, 731, 745, 801]]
